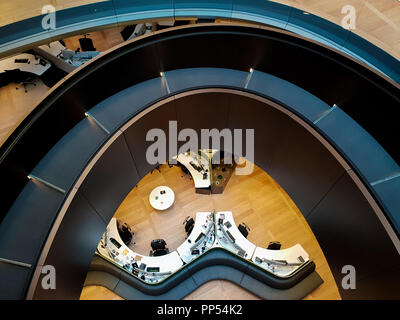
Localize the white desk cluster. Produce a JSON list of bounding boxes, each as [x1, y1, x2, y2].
[[0, 53, 50, 76], [173, 150, 217, 189], [97, 212, 310, 284]]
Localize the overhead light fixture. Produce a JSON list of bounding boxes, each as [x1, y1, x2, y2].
[[26, 174, 66, 194], [84, 111, 110, 134], [160, 72, 171, 94], [245, 68, 255, 89]]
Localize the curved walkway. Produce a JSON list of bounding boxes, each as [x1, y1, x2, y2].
[[0, 1, 399, 82]]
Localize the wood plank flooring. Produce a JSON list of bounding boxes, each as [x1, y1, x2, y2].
[[81, 162, 341, 300]]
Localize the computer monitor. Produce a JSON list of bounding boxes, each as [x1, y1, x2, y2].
[[226, 230, 235, 243], [146, 267, 160, 272], [237, 249, 246, 257], [195, 232, 205, 243], [224, 221, 232, 229], [109, 237, 121, 249]]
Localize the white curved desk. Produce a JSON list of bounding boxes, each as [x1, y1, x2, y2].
[[173, 150, 215, 189], [252, 245, 309, 277], [0, 53, 50, 76], [100, 218, 183, 283], [177, 212, 215, 264], [215, 211, 256, 259], [99, 211, 311, 282]]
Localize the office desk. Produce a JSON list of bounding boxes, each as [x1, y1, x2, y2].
[[177, 212, 215, 264], [38, 41, 65, 57], [132, 251, 183, 274], [0, 53, 50, 76], [100, 218, 183, 283], [174, 150, 213, 189], [99, 213, 310, 283], [215, 211, 256, 259], [252, 245, 309, 277]]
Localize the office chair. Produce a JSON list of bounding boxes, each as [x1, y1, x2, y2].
[[178, 163, 191, 179], [117, 220, 134, 246], [79, 34, 96, 51], [150, 165, 161, 174], [120, 25, 136, 41], [12, 70, 37, 93], [267, 241, 281, 250], [238, 222, 250, 238], [150, 239, 167, 251], [183, 216, 194, 237], [150, 239, 169, 256], [167, 160, 174, 168]]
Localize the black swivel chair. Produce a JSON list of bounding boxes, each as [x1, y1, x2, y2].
[[149, 239, 169, 256], [117, 220, 134, 246], [178, 163, 191, 179], [79, 35, 96, 51], [183, 216, 194, 237], [7, 70, 37, 93], [238, 222, 250, 238], [151, 239, 166, 250], [267, 241, 281, 250]]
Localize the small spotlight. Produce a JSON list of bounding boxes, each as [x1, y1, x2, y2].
[[160, 72, 164, 77], [84, 112, 88, 117], [27, 175, 32, 180], [249, 68, 254, 73]]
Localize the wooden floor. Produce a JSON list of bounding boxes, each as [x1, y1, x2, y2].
[[0, 27, 124, 145], [63, 27, 125, 53], [273, 0, 400, 60], [0, 0, 106, 26], [0, 78, 49, 143], [80, 162, 341, 300]]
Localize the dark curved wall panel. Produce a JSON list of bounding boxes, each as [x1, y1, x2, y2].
[[123, 101, 178, 177], [307, 172, 400, 299], [0, 182, 65, 299], [32, 191, 106, 299], [175, 92, 231, 151], [78, 134, 141, 223], [227, 93, 291, 171], [266, 118, 346, 216]]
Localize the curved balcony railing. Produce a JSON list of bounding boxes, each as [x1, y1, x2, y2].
[[0, 1, 399, 82]]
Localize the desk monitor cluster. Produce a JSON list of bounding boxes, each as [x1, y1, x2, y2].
[[98, 213, 310, 284]]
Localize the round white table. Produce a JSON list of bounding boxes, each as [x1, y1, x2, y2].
[[149, 186, 175, 210]]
